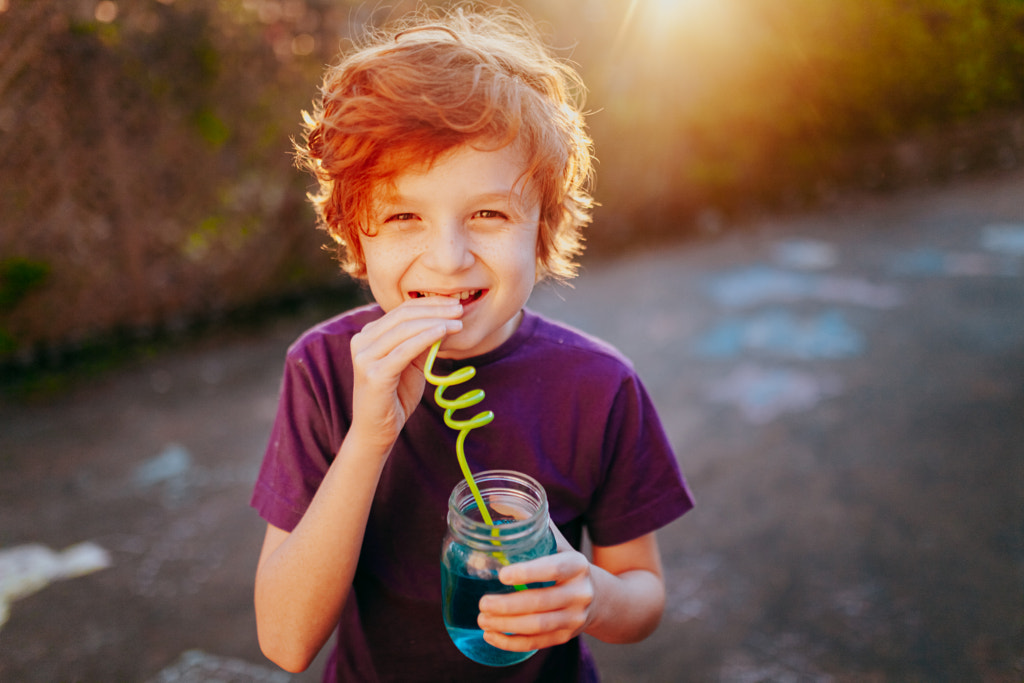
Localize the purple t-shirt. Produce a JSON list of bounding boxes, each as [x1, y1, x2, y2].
[[252, 305, 694, 682]]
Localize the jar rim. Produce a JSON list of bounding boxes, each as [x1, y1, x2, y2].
[[447, 470, 549, 548]]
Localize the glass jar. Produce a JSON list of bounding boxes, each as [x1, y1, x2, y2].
[[441, 469, 557, 667]]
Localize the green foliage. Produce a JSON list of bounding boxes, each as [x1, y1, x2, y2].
[[0, 258, 50, 357], [193, 107, 232, 148], [0, 329, 16, 356], [0, 258, 50, 313]]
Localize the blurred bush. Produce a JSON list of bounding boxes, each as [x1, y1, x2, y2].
[[555, 0, 1024, 248], [1, 0, 1023, 365]]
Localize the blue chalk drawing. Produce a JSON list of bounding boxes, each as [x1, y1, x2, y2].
[[982, 223, 1024, 256], [704, 265, 902, 309], [888, 247, 1020, 277], [706, 364, 843, 423], [772, 239, 839, 270], [888, 248, 948, 276], [133, 444, 195, 507], [134, 444, 191, 487], [692, 308, 865, 359]]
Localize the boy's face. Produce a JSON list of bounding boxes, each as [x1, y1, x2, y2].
[[360, 143, 541, 359]]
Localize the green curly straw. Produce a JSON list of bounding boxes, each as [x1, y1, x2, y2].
[[424, 340, 527, 591], [423, 340, 496, 525]]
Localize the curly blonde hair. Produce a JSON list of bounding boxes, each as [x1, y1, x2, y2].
[[295, 6, 594, 281]]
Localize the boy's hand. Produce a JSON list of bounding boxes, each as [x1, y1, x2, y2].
[[348, 297, 462, 453], [476, 526, 667, 651], [476, 525, 597, 652]]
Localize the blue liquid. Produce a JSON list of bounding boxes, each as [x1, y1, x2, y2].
[[441, 571, 537, 666], [441, 529, 555, 666]]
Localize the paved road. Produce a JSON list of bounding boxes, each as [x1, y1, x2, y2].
[[1, 169, 1022, 681]]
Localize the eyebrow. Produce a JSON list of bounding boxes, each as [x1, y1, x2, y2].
[[466, 191, 519, 204], [375, 189, 524, 210]]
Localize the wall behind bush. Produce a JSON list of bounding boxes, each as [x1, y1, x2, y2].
[[0, 0, 363, 362]]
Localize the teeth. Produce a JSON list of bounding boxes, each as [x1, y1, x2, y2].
[[414, 290, 479, 301]]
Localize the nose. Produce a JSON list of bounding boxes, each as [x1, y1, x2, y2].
[[421, 221, 475, 274]]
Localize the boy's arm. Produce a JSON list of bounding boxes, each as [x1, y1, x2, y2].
[[253, 426, 391, 672], [586, 533, 667, 641], [478, 530, 667, 650], [253, 298, 464, 673]]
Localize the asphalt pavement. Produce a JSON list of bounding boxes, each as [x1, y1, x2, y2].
[[1, 168, 1022, 682]]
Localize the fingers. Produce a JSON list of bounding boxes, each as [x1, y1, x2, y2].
[[477, 550, 595, 650], [352, 300, 460, 386], [353, 297, 463, 370], [347, 298, 463, 447], [494, 546, 587, 587], [482, 555, 593, 617], [480, 613, 583, 653], [477, 583, 591, 651]]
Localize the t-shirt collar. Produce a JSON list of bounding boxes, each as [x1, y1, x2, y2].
[[428, 308, 538, 373]]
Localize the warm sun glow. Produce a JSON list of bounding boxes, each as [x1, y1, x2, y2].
[[615, 0, 741, 54], [649, 0, 709, 20]]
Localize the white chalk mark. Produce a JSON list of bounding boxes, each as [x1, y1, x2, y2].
[[0, 542, 111, 629], [148, 649, 291, 683]]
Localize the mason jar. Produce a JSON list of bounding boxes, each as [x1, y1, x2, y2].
[[440, 470, 557, 666]]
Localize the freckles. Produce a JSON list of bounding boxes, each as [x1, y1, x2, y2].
[[365, 239, 409, 272]]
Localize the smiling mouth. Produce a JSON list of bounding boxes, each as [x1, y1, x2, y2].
[[410, 290, 484, 304]]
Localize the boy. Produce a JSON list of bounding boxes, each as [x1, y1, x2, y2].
[[251, 7, 693, 682]]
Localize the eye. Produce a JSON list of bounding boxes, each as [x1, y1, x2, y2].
[[473, 209, 509, 220], [384, 212, 418, 223]]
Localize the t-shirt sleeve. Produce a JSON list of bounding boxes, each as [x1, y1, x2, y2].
[[585, 371, 694, 547], [250, 346, 340, 532]]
